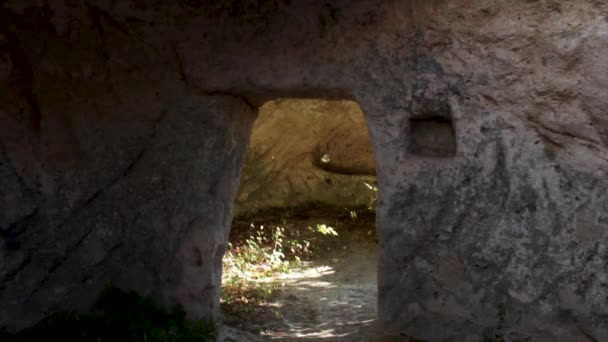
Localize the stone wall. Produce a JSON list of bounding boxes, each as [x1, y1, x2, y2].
[[0, 1, 607, 340], [235, 99, 376, 216]]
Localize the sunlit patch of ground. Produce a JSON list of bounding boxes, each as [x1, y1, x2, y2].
[[221, 208, 379, 341]]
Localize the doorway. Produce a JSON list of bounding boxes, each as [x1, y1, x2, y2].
[[221, 99, 380, 341]]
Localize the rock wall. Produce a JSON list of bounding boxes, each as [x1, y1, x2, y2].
[[0, 1, 607, 341], [375, 2, 608, 340], [0, 89, 256, 328], [235, 99, 376, 216]]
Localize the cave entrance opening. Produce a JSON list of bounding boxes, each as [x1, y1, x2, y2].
[[221, 98, 379, 340]]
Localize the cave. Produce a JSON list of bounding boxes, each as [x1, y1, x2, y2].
[[1, 1, 608, 342], [222, 99, 379, 339]]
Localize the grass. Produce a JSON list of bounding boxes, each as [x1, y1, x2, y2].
[[6, 286, 216, 342]]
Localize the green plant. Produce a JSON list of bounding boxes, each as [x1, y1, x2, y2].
[[364, 181, 378, 210], [313, 224, 338, 236], [223, 224, 300, 279], [221, 224, 291, 330], [223, 221, 339, 282], [221, 221, 341, 324], [8, 286, 216, 342]]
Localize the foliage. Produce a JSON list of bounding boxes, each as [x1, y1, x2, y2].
[[224, 224, 300, 279], [313, 224, 338, 236], [363, 181, 378, 210], [221, 221, 340, 327], [223, 202, 378, 333], [223, 221, 339, 279], [8, 286, 216, 342]]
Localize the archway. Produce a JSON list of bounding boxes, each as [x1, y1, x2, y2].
[[221, 98, 380, 341]]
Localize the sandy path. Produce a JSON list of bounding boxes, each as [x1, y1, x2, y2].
[[223, 240, 379, 341]]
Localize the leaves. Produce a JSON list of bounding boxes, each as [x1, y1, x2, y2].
[[314, 224, 338, 237]]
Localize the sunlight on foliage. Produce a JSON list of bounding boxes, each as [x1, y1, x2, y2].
[[313, 224, 338, 236], [221, 221, 340, 327], [364, 182, 378, 210]]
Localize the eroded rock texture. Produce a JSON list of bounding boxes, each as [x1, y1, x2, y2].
[[0, 1, 607, 341], [235, 99, 376, 216]]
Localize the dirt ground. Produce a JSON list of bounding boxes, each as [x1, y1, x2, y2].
[[221, 208, 380, 341]]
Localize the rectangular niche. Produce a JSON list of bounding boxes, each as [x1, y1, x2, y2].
[[409, 116, 457, 157]]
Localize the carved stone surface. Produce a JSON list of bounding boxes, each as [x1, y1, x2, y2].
[[235, 99, 376, 216], [0, 1, 607, 340]]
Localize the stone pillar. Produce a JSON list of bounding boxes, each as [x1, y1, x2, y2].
[[0, 92, 256, 330]]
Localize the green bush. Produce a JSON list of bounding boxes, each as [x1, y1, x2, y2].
[[8, 286, 216, 342]]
